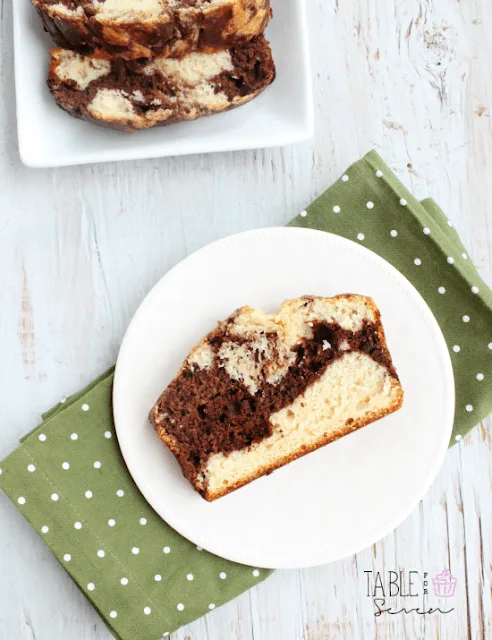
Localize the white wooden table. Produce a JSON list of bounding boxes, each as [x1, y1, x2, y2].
[[1, 1, 491, 638]]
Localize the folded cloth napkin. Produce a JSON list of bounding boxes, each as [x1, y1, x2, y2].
[[1, 150, 491, 639], [0, 370, 271, 640], [290, 150, 492, 441]]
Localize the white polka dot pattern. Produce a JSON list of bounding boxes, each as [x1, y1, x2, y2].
[[0, 341, 270, 640], [3, 156, 490, 636]]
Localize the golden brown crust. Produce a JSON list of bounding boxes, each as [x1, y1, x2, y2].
[[154, 424, 207, 493], [35, 0, 272, 59]]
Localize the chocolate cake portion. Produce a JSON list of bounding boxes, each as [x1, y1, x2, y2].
[[156, 319, 397, 481], [48, 36, 275, 131], [34, 0, 272, 59], [150, 295, 404, 501]]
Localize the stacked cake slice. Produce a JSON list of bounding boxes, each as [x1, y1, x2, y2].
[[34, 0, 275, 131]]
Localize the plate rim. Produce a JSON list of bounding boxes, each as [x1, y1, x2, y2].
[[113, 227, 455, 568]]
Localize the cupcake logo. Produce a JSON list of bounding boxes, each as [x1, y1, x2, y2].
[[432, 569, 457, 598], [364, 570, 456, 616]]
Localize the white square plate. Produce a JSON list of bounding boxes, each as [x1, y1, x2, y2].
[[13, 0, 313, 168]]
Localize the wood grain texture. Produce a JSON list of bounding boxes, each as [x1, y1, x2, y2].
[[1, 0, 491, 638]]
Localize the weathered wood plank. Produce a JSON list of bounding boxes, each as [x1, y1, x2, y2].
[[1, 0, 492, 638]]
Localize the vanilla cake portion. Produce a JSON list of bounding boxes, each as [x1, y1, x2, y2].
[[34, 0, 271, 59], [151, 295, 404, 502], [48, 37, 275, 131]]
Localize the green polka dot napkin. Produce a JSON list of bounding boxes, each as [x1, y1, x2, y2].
[[1, 150, 491, 640], [290, 150, 492, 443], [0, 371, 271, 640]]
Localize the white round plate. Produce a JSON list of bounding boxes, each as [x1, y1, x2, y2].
[[114, 228, 454, 569]]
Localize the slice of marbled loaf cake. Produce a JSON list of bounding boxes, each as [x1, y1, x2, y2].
[[150, 295, 404, 501], [48, 36, 275, 131], [34, 0, 272, 59]]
